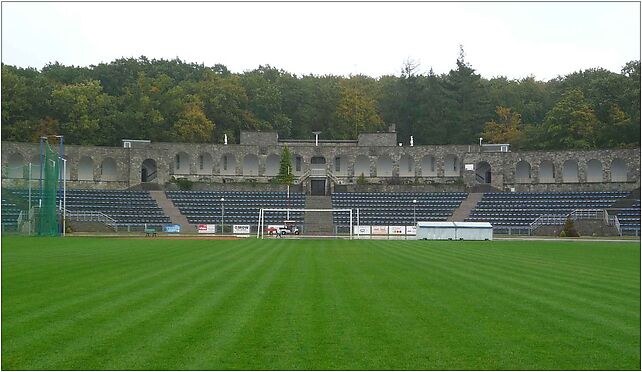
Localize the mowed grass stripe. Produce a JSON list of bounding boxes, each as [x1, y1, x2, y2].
[[402, 243, 640, 318], [127, 239, 294, 371], [373, 242, 639, 368], [2, 238, 639, 370], [25, 240, 267, 370], [4, 239, 252, 344], [2, 238, 255, 369], [3, 238, 246, 323], [390, 242, 638, 334]]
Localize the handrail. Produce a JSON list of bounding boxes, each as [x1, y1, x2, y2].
[[297, 169, 310, 184], [64, 209, 118, 231]]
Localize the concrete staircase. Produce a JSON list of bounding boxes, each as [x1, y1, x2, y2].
[[448, 193, 483, 222], [304, 196, 334, 235], [149, 191, 196, 233]]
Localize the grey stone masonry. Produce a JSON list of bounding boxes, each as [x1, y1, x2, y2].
[[2, 133, 639, 193]]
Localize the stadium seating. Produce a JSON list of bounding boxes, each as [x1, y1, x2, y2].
[[1, 198, 21, 231], [331, 192, 468, 225], [466, 191, 630, 229], [166, 190, 306, 225], [2, 188, 170, 230]]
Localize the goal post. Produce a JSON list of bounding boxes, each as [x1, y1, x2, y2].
[[257, 208, 354, 239]]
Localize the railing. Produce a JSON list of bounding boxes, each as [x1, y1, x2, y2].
[[297, 169, 310, 184], [529, 214, 567, 233], [64, 209, 118, 231], [327, 170, 340, 185], [530, 208, 622, 236], [475, 174, 485, 183], [146, 170, 157, 182]]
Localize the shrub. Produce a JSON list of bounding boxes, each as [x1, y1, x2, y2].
[[357, 173, 368, 185], [561, 217, 580, 237]]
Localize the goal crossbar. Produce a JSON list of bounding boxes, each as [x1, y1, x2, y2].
[[257, 208, 353, 239]]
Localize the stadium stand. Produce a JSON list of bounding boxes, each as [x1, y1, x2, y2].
[[1, 198, 21, 231], [165, 190, 306, 226], [465, 191, 629, 230], [3, 189, 170, 230], [331, 192, 468, 225]]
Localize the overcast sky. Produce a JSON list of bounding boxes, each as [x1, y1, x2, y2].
[[2, 2, 640, 80]]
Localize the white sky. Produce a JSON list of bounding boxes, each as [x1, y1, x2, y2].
[[2, 2, 640, 80]]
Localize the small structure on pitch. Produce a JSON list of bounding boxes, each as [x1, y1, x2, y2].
[[416, 221, 493, 240]]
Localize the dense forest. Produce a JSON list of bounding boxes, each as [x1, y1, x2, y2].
[[2, 48, 640, 150]]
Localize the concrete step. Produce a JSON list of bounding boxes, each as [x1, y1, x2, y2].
[[149, 191, 196, 233], [304, 196, 335, 234], [448, 193, 483, 222]]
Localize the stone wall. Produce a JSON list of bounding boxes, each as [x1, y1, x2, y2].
[[2, 138, 639, 192]]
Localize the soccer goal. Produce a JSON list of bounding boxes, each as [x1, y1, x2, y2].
[[257, 208, 355, 239]]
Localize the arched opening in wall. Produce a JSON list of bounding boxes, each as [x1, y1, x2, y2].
[[475, 161, 492, 184], [539, 160, 555, 183], [78, 156, 94, 181], [376, 156, 393, 177], [586, 159, 603, 183], [421, 155, 436, 176], [101, 158, 117, 181], [562, 160, 579, 183], [243, 154, 259, 176], [444, 154, 459, 177], [265, 154, 280, 176], [221, 154, 236, 176], [399, 155, 414, 177], [611, 158, 627, 182], [141, 159, 157, 183], [354, 155, 370, 177], [7, 153, 25, 178], [515, 160, 531, 183], [174, 152, 190, 175], [333, 155, 347, 176], [196, 153, 213, 175], [31, 155, 42, 180]]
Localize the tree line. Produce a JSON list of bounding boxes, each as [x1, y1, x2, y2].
[[2, 49, 639, 150]]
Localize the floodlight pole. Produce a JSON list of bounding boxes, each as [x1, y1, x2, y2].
[[220, 197, 225, 235], [413, 199, 417, 225]]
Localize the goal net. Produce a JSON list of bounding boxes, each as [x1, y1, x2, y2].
[[257, 208, 355, 239]]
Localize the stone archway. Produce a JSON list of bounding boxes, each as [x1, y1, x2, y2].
[[539, 160, 555, 183], [7, 152, 25, 178], [197, 153, 213, 175], [515, 160, 531, 183], [265, 154, 280, 177], [586, 159, 603, 183], [611, 158, 627, 182], [563, 160, 579, 183], [243, 154, 259, 176], [354, 155, 370, 177], [78, 156, 94, 181], [376, 155, 393, 177], [421, 155, 436, 176], [399, 155, 414, 177], [101, 157, 117, 181], [141, 159, 157, 182], [174, 152, 190, 175], [476, 161, 492, 184]]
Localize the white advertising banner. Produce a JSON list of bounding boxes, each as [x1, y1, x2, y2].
[[233, 225, 251, 234], [405, 226, 417, 235], [465, 163, 475, 171], [198, 224, 217, 234], [353, 225, 371, 235], [388, 226, 405, 235], [372, 226, 388, 235]]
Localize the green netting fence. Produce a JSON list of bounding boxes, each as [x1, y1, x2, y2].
[[37, 143, 60, 236]]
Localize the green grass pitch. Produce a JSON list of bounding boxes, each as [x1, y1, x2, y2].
[[2, 237, 640, 370]]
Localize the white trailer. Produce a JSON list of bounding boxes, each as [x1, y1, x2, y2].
[[416, 221, 493, 240]]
